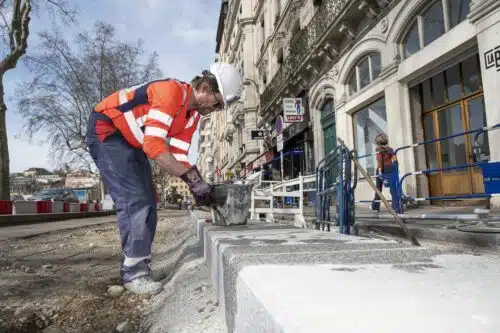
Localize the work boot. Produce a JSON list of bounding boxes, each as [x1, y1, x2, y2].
[[123, 276, 163, 295]]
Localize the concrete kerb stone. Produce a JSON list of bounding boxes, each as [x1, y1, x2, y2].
[[234, 254, 500, 333], [197, 220, 442, 333], [204, 223, 301, 294], [223, 246, 439, 333]]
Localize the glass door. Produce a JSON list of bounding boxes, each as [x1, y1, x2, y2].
[[466, 96, 488, 193]]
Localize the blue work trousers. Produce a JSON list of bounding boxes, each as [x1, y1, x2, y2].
[[371, 165, 402, 213], [86, 111, 157, 283]]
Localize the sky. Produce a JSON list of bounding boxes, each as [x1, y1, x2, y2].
[[5, 0, 221, 172]]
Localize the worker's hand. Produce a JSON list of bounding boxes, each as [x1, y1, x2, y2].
[[180, 166, 211, 206]]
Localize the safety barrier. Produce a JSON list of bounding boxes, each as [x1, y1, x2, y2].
[[0, 200, 13, 215], [355, 123, 500, 213], [249, 174, 316, 228], [315, 144, 356, 234], [0, 200, 105, 215]]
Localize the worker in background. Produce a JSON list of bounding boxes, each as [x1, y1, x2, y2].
[[86, 63, 243, 295], [370, 133, 402, 213]]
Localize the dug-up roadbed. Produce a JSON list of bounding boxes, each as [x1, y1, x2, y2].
[[0, 210, 222, 333]]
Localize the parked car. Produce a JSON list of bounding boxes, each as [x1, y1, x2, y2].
[[10, 194, 25, 201], [27, 188, 79, 203]]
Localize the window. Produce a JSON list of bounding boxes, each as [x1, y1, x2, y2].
[[347, 53, 382, 95], [415, 54, 482, 109], [422, 1, 445, 47], [353, 97, 387, 175], [277, 48, 284, 65], [402, 0, 470, 58]]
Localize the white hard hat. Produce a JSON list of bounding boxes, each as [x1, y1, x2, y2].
[[209, 62, 243, 106]]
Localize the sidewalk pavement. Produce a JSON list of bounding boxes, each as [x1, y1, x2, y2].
[[354, 205, 500, 249]]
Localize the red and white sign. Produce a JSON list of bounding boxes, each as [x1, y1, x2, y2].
[[283, 98, 304, 123]]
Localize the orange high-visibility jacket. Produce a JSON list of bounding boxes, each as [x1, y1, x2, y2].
[[94, 79, 201, 167]]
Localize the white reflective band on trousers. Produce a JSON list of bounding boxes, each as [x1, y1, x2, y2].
[[123, 254, 152, 267]]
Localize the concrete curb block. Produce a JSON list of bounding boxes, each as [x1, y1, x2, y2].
[[0, 211, 117, 227], [190, 210, 500, 333]]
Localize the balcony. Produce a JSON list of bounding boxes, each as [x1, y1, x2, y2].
[[222, 121, 236, 141], [232, 104, 245, 126], [259, 0, 381, 113]]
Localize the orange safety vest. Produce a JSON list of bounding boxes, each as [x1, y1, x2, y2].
[[94, 79, 201, 166]]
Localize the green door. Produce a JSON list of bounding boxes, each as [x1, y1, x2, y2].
[[321, 99, 336, 155]]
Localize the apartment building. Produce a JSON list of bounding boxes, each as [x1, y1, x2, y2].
[[203, 0, 500, 207], [167, 176, 194, 200], [255, 0, 499, 207], [198, 0, 261, 182]]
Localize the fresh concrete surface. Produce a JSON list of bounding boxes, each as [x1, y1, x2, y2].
[[194, 210, 500, 333]]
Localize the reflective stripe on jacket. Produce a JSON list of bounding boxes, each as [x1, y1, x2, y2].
[[94, 79, 200, 166]]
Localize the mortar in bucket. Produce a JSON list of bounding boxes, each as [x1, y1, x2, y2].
[[210, 183, 252, 226]]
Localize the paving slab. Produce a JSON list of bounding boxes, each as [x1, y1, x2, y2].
[[234, 253, 500, 333]]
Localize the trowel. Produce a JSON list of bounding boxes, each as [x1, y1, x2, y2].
[[209, 184, 252, 226]]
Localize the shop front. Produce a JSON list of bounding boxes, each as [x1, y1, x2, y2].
[[409, 53, 489, 198], [272, 121, 314, 180]]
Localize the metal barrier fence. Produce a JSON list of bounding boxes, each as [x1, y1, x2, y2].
[[355, 123, 500, 213], [249, 174, 316, 228], [315, 145, 356, 234]]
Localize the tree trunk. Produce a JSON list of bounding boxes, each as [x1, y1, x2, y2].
[[0, 77, 10, 200]]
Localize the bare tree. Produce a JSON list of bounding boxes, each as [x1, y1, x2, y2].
[[0, 0, 76, 200], [15, 21, 162, 171]]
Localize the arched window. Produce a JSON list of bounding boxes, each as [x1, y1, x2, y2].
[[347, 53, 381, 95], [403, 0, 471, 58]]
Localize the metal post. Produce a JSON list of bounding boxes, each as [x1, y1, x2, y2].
[[280, 151, 284, 180]]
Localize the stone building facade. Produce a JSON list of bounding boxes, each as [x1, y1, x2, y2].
[[202, 0, 500, 206], [198, 0, 261, 182]]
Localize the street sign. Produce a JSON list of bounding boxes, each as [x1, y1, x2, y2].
[[275, 115, 284, 134], [250, 129, 267, 140], [283, 98, 304, 123], [277, 134, 284, 152]]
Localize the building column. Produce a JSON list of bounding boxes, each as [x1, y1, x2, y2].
[[470, 0, 500, 207], [384, 79, 419, 198]]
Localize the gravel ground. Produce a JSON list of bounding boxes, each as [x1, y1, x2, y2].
[[142, 258, 226, 333], [0, 209, 223, 333]]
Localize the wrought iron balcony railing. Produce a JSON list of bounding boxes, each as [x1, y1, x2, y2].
[[260, 0, 349, 110]]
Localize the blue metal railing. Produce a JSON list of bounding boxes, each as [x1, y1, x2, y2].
[[354, 123, 500, 213], [315, 145, 355, 234]]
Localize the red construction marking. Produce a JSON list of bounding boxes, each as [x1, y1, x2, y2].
[[36, 201, 52, 213], [63, 202, 70, 212], [80, 203, 89, 212], [0, 200, 13, 215]]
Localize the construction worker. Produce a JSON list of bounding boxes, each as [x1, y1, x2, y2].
[[85, 63, 243, 295]]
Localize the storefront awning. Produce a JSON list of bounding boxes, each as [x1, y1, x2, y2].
[[246, 151, 274, 172]]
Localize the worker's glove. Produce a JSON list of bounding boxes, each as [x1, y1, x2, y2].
[[180, 166, 212, 206]]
